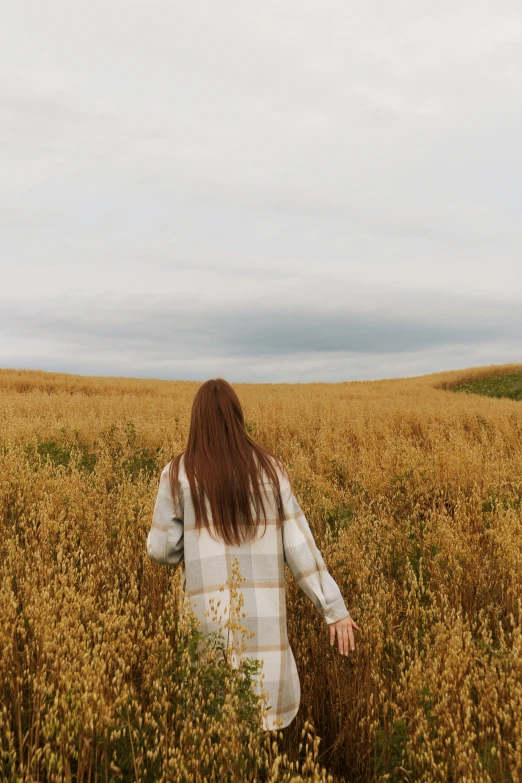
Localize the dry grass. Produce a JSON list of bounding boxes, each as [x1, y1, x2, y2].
[[1, 362, 522, 782]]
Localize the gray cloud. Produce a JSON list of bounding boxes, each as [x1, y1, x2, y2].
[[2, 289, 521, 371]]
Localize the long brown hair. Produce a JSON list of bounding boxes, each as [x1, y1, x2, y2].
[[168, 378, 290, 545]]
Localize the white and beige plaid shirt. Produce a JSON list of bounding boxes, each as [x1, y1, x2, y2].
[[146, 456, 350, 730]]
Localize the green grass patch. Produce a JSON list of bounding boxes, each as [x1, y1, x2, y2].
[[452, 371, 522, 401], [24, 438, 97, 472], [372, 716, 409, 782]]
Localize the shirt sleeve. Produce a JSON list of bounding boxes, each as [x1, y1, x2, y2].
[[146, 462, 184, 566], [281, 481, 350, 625]]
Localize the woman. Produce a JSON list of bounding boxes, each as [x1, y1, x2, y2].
[[146, 378, 360, 731]]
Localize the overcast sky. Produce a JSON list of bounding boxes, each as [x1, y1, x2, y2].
[[1, 1, 521, 383]]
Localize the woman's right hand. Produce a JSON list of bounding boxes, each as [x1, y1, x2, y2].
[[329, 614, 361, 655]]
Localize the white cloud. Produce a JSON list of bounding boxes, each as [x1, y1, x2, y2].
[[1, 1, 521, 380]]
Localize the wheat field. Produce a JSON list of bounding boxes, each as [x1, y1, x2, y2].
[[1, 363, 522, 783]]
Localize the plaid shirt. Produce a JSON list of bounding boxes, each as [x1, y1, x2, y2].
[[146, 457, 350, 730]]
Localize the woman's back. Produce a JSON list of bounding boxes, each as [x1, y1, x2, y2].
[[148, 453, 351, 730]]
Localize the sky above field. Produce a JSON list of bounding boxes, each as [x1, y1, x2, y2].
[[2, 1, 522, 383]]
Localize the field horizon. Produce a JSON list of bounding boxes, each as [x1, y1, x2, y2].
[[2, 359, 522, 391]]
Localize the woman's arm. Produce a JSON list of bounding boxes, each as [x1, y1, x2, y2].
[[281, 489, 350, 625], [146, 463, 184, 566]]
